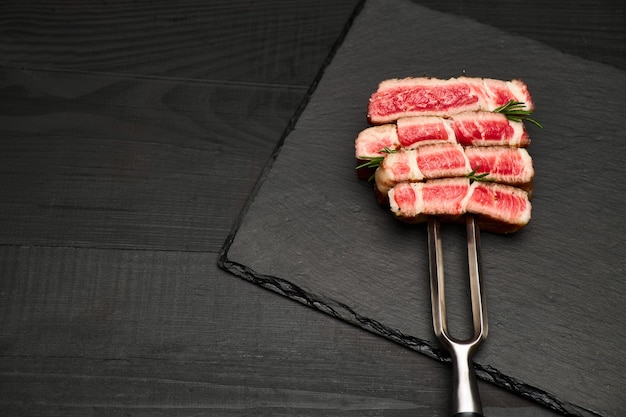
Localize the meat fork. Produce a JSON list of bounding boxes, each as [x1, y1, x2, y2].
[[427, 214, 488, 417]]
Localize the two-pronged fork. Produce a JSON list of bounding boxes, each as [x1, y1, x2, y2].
[[428, 215, 488, 417]]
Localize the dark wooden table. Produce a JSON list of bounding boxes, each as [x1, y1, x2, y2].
[[1, 1, 623, 415]]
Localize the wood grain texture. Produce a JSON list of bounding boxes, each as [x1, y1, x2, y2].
[[0, 0, 357, 85], [0, 67, 304, 251], [0, 246, 561, 416], [0, 0, 361, 251]]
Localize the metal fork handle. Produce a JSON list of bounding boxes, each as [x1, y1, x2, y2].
[[449, 343, 483, 417], [428, 215, 487, 417]]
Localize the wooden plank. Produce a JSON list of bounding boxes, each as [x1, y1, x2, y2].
[[0, 0, 362, 251], [0, 246, 561, 416], [0, 0, 361, 84], [0, 67, 306, 251]]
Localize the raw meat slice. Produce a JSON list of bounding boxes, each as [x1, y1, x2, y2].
[[367, 77, 533, 124], [388, 179, 531, 233]]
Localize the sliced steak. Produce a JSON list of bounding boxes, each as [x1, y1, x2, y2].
[[367, 76, 533, 124], [388, 178, 531, 233], [375, 145, 534, 198], [355, 112, 529, 162]]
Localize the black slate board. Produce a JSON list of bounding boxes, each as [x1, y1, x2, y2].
[[220, 0, 626, 416]]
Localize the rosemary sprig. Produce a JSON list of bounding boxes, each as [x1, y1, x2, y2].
[[356, 151, 494, 183], [466, 167, 493, 183], [494, 100, 543, 128], [355, 147, 397, 171], [355, 147, 397, 181], [355, 156, 384, 171]]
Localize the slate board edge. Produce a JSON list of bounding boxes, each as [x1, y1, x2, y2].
[[217, 1, 605, 416], [219, 255, 599, 417], [217, 0, 366, 266]]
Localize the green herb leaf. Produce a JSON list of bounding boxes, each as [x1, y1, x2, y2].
[[355, 147, 397, 171], [355, 156, 384, 171], [466, 167, 493, 183], [355, 147, 397, 182], [494, 100, 543, 128]]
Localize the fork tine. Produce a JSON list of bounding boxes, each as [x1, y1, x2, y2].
[[427, 215, 488, 344], [427, 214, 487, 416], [427, 216, 448, 344], [466, 214, 488, 342]]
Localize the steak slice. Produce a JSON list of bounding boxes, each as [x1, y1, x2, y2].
[[355, 124, 399, 159], [367, 76, 533, 124], [375, 145, 534, 199], [388, 178, 472, 224], [396, 116, 454, 147], [355, 112, 529, 162], [388, 178, 531, 233], [375, 144, 468, 198], [447, 111, 529, 147], [465, 146, 534, 193], [466, 182, 532, 233]]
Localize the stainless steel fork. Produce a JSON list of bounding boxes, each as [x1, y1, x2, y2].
[[428, 215, 488, 417]]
